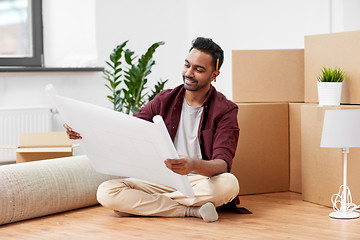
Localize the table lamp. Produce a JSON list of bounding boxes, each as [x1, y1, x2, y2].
[[321, 109, 360, 219]]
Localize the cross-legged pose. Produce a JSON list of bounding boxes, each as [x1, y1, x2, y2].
[[65, 37, 240, 222]]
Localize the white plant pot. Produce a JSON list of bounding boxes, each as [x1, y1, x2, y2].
[[317, 82, 343, 106]]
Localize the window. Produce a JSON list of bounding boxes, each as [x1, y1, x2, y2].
[[0, 0, 43, 67]]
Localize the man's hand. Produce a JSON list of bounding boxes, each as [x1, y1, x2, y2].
[[165, 156, 228, 177], [164, 156, 197, 175], [63, 123, 82, 140]]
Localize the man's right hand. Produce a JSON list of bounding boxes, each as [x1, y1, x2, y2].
[[64, 123, 82, 140]]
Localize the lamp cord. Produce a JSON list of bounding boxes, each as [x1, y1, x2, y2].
[[331, 185, 360, 212]]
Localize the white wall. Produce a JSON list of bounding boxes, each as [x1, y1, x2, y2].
[[1, 0, 360, 131], [332, 0, 360, 33], [186, 0, 331, 98], [95, 0, 189, 91], [43, 0, 98, 67]]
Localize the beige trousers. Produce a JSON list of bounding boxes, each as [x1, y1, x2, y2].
[[96, 173, 239, 217]]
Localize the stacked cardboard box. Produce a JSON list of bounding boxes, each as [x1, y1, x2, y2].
[[301, 31, 360, 207], [232, 49, 304, 103], [231, 49, 304, 195], [305, 31, 360, 104], [301, 104, 360, 207], [231, 103, 289, 195], [289, 103, 302, 193], [231, 30, 360, 207]]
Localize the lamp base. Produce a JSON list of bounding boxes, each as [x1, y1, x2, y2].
[[329, 211, 360, 219]]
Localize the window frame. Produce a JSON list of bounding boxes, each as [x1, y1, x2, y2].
[[0, 0, 43, 67]]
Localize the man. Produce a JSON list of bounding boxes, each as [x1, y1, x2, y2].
[[65, 37, 240, 222]]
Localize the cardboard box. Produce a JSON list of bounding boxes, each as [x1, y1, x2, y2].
[[232, 49, 304, 102], [301, 104, 360, 207], [231, 103, 289, 195], [289, 103, 302, 193], [16, 132, 73, 163], [304, 31, 360, 104]]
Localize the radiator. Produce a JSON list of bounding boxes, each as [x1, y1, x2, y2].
[[0, 106, 52, 161]]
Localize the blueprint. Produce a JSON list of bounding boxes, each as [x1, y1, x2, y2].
[[46, 84, 194, 197]]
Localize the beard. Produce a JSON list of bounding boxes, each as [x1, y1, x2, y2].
[[183, 75, 198, 91], [183, 75, 212, 92]]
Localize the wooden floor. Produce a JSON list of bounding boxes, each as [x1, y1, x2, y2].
[[1, 192, 360, 240]]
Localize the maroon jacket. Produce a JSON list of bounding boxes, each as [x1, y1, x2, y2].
[[134, 84, 239, 172]]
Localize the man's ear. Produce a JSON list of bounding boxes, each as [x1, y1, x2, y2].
[[212, 70, 220, 82]]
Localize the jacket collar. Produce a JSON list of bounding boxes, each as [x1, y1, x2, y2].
[[202, 84, 215, 107]]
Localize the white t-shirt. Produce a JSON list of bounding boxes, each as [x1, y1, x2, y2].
[[174, 98, 203, 160]]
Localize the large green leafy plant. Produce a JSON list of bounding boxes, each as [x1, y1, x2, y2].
[[104, 41, 168, 114]]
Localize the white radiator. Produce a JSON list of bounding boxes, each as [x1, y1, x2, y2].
[[0, 106, 52, 161]]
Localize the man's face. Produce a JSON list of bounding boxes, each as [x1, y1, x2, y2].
[[182, 49, 218, 92]]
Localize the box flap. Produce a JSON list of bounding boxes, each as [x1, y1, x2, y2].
[[19, 132, 72, 148]]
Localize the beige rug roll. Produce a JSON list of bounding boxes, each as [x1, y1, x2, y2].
[[0, 155, 118, 225]]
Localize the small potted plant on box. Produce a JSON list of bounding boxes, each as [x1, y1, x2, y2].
[[317, 66, 346, 106]]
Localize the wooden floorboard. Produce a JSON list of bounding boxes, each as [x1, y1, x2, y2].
[[1, 192, 360, 239]]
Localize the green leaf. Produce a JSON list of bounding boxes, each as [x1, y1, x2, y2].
[[103, 40, 167, 114], [114, 81, 122, 88], [124, 49, 136, 65], [110, 53, 117, 64], [103, 69, 113, 76], [114, 75, 122, 81], [105, 61, 115, 70], [318, 66, 346, 82], [104, 84, 113, 92], [148, 79, 168, 102], [114, 68, 123, 75]]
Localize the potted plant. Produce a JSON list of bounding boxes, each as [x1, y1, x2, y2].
[[103, 40, 168, 114], [317, 66, 346, 106]]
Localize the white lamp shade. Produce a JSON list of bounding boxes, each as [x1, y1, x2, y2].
[[321, 109, 360, 148]]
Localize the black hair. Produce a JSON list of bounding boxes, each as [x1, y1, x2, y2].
[[189, 37, 224, 70]]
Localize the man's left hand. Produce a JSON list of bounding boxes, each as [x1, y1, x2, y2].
[[164, 156, 197, 175]]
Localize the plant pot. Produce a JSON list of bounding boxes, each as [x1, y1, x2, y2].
[[317, 82, 343, 106]]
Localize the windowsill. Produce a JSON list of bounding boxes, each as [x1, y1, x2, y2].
[[0, 67, 103, 72]]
